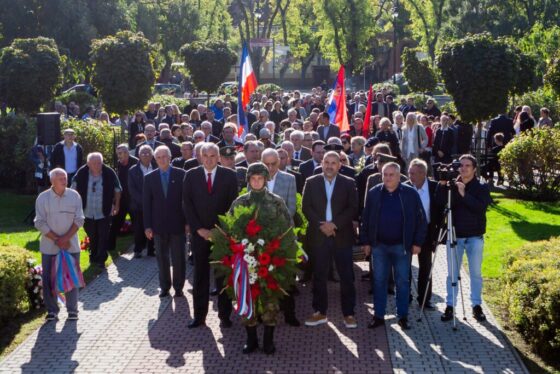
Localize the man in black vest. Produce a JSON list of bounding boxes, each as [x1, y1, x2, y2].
[[50, 128, 84, 187], [71, 152, 121, 268], [183, 142, 238, 328]]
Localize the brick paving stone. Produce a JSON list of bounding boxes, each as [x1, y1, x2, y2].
[[0, 242, 528, 374]]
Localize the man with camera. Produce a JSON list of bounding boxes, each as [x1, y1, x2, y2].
[[436, 154, 492, 322]]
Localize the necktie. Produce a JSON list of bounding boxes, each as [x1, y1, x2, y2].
[[295, 151, 299, 160], [207, 172, 212, 193], [162, 172, 169, 197]]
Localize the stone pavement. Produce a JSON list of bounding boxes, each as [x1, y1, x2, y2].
[[0, 245, 527, 374]]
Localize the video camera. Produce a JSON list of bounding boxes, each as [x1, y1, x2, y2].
[[433, 161, 461, 182]]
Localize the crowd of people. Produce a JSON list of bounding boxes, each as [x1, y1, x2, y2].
[[35, 84, 547, 354]]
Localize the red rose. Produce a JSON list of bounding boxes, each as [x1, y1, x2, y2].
[[246, 219, 262, 237], [258, 253, 271, 266], [227, 273, 234, 286], [221, 256, 232, 267], [265, 238, 281, 253], [230, 242, 244, 254], [251, 284, 261, 300], [257, 266, 269, 278], [271, 257, 286, 267], [267, 279, 279, 290]]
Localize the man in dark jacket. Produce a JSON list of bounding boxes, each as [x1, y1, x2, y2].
[[50, 128, 84, 186], [436, 154, 491, 323], [432, 115, 455, 163], [360, 162, 427, 330], [486, 114, 515, 147], [71, 152, 121, 268]]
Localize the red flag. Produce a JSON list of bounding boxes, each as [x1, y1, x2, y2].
[[363, 85, 373, 138], [327, 66, 350, 132]]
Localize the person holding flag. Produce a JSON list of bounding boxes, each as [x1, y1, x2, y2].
[[326, 66, 350, 134], [237, 44, 258, 138]]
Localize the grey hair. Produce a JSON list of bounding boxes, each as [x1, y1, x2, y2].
[[261, 148, 279, 161], [87, 152, 103, 163], [323, 151, 341, 162], [287, 108, 297, 116], [290, 130, 304, 141], [193, 130, 205, 138], [138, 144, 153, 155], [409, 158, 428, 174], [201, 121, 212, 129], [201, 142, 219, 155], [116, 143, 129, 152], [193, 142, 204, 156], [382, 162, 401, 174], [327, 137, 342, 146], [154, 145, 172, 158], [49, 167, 67, 180]]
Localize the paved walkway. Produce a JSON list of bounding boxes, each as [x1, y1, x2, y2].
[[1, 245, 527, 373]]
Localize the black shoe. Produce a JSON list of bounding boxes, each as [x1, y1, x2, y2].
[[147, 251, 156, 257], [134, 252, 142, 259], [45, 313, 58, 322], [285, 316, 301, 327], [361, 272, 371, 280], [188, 319, 206, 328], [174, 291, 184, 298], [368, 288, 373, 295], [210, 288, 219, 296], [220, 318, 232, 328], [263, 326, 276, 354], [67, 312, 79, 321], [243, 326, 259, 354], [367, 317, 385, 329], [398, 318, 410, 330], [387, 288, 395, 295], [159, 290, 170, 298], [473, 305, 486, 322], [441, 306, 454, 322], [328, 275, 339, 283]]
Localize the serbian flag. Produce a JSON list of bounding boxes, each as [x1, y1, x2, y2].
[[363, 85, 373, 138], [327, 66, 350, 133], [237, 44, 258, 136]]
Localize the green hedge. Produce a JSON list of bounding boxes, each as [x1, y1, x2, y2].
[[149, 94, 190, 110], [502, 237, 560, 362], [63, 119, 119, 167], [500, 127, 560, 201], [396, 93, 435, 110], [0, 245, 31, 324], [256, 83, 282, 94], [0, 115, 36, 189]]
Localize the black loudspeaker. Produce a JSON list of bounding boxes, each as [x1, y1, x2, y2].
[[37, 112, 62, 145]]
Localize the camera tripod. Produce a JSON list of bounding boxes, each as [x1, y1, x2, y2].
[[417, 185, 467, 331]]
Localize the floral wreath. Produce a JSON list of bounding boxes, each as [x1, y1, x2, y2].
[[210, 204, 303, 319]]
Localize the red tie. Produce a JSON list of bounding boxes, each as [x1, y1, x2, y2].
[[207, 173, 212, 193]]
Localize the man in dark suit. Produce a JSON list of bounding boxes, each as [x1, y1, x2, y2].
[[432, 115, 455, 164], [183, 142, 204, 171], [299, 140, 325, 181], [406, 159, 442, 309], [216, 123, 243, 149], [128, 145, 156, 257], [236, 140, 260, 168], [171, 141, 194, 169], [159, 129, 182, 159], [486, 113, 515, 147], [205, 110, 224, 138], [183, 142, 238, 328], [290, 130, 312, 161], [143, 145, 187, 298], [371, 92, 389, 119], [313, 143, 356, 180], [316, 112, 341, 141], [108, 144, 138, 252], [50, 128, 84, 186], [134, 124, 164, 157], [302, 151, 359, 328], [201, 121, 220, 143]]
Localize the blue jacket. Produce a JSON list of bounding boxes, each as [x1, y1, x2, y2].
[[360, 183, 427, 252]]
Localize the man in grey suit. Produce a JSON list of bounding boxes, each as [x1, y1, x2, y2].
[[316, 112, 341, 141], [260, 148, 301, 326]]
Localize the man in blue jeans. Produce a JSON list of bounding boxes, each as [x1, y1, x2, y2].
[[361, 162, 427, 330], [436, 154, 492, 322]]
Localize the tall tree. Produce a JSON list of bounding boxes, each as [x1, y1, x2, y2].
[[404, 0, 447, 64]]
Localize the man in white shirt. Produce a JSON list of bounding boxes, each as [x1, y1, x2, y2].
[[34, 168, 85, 321]]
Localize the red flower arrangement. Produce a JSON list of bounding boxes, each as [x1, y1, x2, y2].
[[80, 236, 90, 251]]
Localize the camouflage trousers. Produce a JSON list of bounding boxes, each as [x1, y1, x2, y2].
[[242, 302, 280, 327]]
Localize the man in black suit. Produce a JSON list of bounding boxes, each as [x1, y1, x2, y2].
[[108, 144, 138, 252], [216, 123, 243, 149], [50, 128, 84, 186], [134, 124, 164, 157], [159, 128, 182, 159], [486, 113, 515, 147], [201, 121, 220, 143], [235, 140, 260, 168], [183, 142, 204, 171], [128, 145, 156, 257], [316, 112, 341, 141], [143, 145, 187, 298], [313, 143, 356, 180], [432, 115, 455, 164], [299, 140, 325, 181], [406, 159, 442, 309], [183, 142, 238, 328], [302, 151, 359, 328], [172, 141, 194, 169], [371, 92, 389, 119], [206, 110, 223, 138]]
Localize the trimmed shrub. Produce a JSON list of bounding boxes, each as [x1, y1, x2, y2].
[[62, 118, 118, 167], [396, 93, 435, 111], [256, 83, 282, 94], [0, 245, 31, 323], [54, 91, 99, 113], [502, 237, 560, 362], [0, 115, 37, 189], [500, 127, 560, 201], [149, 95, 190, 111], [372, 83, 399, 96]]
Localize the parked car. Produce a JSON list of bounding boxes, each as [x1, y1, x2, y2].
[[63, 84, 96, 96], [153, 83, 182, 97]]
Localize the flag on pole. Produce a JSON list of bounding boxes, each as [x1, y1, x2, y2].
[[327, 65, 350, 133], [363, 85, 373, 138], [237, 44, 258, 136]]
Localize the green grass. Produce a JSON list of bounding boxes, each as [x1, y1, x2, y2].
[[483, 191, 560, 279], [0, 190, 132, 359]]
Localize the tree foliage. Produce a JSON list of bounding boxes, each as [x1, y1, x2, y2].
[[401, 48, 437, 93], [90, 31, 155, 114], [404, 0, 447, 63], [181, 40, 236, 94], [0, 37, 63, 113], [437, 33, 519, 123], [544, 54, 560, 96]]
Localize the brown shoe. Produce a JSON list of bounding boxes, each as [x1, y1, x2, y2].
[[343, 315, 357, 329], [304, 312, 328, 326]]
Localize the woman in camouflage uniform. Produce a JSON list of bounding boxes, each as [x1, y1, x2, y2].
[[229, 162, 293, 355]]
